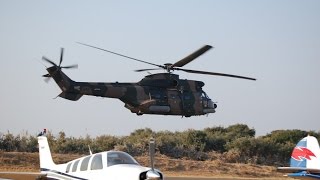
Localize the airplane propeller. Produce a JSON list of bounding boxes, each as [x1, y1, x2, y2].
[[42, 48, 78, 83], [77, 42, 256, 81], [146, 138, 161, 180]]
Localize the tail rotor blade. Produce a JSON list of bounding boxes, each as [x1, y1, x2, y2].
[[61, 64, 78, 69], [59, 48, 64, 67], [42, 56, 57, 66]]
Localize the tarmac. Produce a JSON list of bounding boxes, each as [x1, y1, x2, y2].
[[166, 177, 288, 180]]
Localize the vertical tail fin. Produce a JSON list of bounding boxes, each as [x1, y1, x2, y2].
[[46, 66, 74, 92], [38, 136, 55, 169], [290, 135, 320, 170], [47, 66, 83, 101]]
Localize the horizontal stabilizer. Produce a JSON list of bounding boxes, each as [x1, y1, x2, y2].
[[277, 167, 320, 173], [288, 172, 320, 179], [59, 92, 82, 101]]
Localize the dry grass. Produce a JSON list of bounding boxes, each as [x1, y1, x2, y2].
[[0, 152, 286, 178], [136, 155, 284, 178]]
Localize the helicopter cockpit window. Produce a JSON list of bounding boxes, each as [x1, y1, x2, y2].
[[107, 151, 139, 167], [201, 91, 208, 107], [201, 91, 210, 99]]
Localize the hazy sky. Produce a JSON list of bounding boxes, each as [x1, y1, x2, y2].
[[0, 1, 319, 137]]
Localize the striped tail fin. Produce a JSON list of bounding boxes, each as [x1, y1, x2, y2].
[[290, 135, 320, 170], [278, 135, 320, 179]]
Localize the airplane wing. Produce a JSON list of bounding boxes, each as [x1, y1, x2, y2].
[[0, 172, 46, 180], [277, 167, 320, 173]]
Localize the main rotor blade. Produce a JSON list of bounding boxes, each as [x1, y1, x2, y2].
[[61, 64, 78, 69], [59, 48, 64, 67], [77, 42, 163, 68], [42, 56, 57, 66], [175, 67, 256, 81], [134, 68, 162, 72], [171, 45, 213, 68]]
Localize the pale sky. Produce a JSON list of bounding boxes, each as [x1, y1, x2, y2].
[[0, 0, 319, 137]]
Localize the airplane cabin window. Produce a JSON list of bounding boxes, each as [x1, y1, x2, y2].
[[107, 151, 139, 167], [91, 154, 103, 170], [72, 160, 80, 172], [66, 162, 72, 173], [80, 156, 91, 171]]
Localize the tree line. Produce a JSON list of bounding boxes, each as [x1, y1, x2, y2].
[[1, 124, 319, 166]]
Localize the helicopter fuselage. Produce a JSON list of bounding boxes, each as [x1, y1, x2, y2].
[[42, 45, 255, 117], [48, 65, 216, 117]]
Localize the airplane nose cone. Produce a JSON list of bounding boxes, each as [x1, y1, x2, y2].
[[146, 170, 161, 179]]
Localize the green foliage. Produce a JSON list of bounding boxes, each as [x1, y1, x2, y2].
[[1, 124, 319, 166]]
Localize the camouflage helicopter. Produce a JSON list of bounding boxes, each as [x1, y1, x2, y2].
[[42, 43, 256, 117]]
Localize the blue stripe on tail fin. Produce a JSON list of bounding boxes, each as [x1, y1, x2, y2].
[[290, 135, 320, 170], [290, 137, 308, 168]]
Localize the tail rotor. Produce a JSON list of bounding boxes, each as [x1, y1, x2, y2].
[[42, 48, 78, 83]]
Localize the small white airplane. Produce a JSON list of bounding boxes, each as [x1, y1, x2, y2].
[[277, 135, 320, 179], [0, 132, 164, 180]]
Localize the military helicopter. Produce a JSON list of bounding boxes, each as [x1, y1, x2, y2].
[[42, 43, 256, 117]]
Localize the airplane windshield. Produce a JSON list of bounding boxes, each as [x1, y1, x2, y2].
[[107, 151, 139, 167]]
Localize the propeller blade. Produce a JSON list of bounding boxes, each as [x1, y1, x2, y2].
[[42, 56, 57, 66], [149, 138, 155, 171], [175, 67, 256, 81], [61, 64, 78, 69], [171, 45, 213, 68], [59, 48, 64, 67], [134, 68, 162, 72], [77, 42, 163, 68]]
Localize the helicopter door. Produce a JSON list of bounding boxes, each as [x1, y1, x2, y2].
[[167, 90, 182, 114], [181, 91, 195, 116]]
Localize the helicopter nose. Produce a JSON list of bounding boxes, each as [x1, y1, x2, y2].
[[203, 100, 217, 114], [213, 103, 217, 109]]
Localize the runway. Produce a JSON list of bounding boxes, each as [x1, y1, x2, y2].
[[166, 176, 287, 180], [167, 177, 232, 180]]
